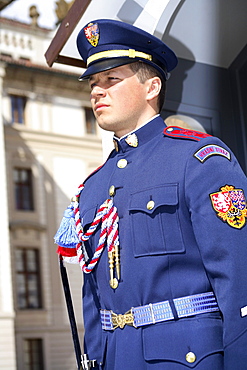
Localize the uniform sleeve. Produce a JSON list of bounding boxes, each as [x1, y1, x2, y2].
[[185, 137, 247, 369]]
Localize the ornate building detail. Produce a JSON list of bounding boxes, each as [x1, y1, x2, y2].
[[55, 0, 75, 24]]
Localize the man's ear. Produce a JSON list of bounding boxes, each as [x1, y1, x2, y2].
[[146, 77, 162, 101]]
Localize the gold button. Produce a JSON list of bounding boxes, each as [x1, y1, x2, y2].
[[109, 185, 115, 197], [185, 352, 196, 363], [117, 159, 128, 168], [147, 200, 155, 210]]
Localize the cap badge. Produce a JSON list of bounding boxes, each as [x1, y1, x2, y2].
[[125, 133, 138, 148], [84, 22, 99, 47], [210, 185, 247, 229]]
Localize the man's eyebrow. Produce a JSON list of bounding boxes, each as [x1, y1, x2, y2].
[[89, 76, 97, 85], [89, 70, 112, 82]]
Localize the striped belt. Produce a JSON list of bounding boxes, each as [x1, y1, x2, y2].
[[100, 292, 219, 330]]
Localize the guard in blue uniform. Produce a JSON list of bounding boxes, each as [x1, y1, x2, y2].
[[55, 19, 247, 369]]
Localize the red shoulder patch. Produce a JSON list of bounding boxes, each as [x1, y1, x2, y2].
[[164, 126, 211, 141]]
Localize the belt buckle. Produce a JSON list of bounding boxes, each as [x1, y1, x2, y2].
[[111, 309, 136, 330]]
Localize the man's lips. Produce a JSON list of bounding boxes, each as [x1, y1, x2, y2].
[[95, 103, 109, 111]]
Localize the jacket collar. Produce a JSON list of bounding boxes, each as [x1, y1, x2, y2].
[[113, 115, 166, 153]]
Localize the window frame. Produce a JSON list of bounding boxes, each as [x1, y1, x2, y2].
[[85, 106, 96, 135], [13, 167, 34, 211], [23, 338, 44, 370], [15, 247, 42, 310], [10, 94, 27, 124]]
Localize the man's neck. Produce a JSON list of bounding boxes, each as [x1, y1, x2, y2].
[[114, 114, 160, 140]]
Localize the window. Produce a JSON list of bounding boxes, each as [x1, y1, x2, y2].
[[14, 168, 34, 210], [85, 107, 96, 134], [23, 339, 44, 370], [15, 248, 42, 309], [10, 94, 27, 124]]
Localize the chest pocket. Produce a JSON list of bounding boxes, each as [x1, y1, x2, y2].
[[129, 184, 185, 257]]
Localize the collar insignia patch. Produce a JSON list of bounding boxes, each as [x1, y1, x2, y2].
[[84, 22, 99, 47], [194, 145, 231, 162], [210, 185, 247, 229], [125, 133, 138, 147]]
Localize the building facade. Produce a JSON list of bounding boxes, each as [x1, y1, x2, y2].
[[0, 16, 103, 370]]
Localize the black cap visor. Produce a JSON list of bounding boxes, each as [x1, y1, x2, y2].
[[78, 57, 140, 80], [78, 57, 169, 81]]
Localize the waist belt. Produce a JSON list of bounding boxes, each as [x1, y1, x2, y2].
[[100, 292, 219, 330]]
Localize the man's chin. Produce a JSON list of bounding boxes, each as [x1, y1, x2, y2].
[[97, 122, 116, 133]]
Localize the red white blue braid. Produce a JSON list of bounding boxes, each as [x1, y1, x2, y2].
[[73, 185, 119, 273]]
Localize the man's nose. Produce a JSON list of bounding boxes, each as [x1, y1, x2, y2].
[[91, 85, 107, 97]]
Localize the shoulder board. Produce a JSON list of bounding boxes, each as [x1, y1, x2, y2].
[[163, 126, 211, 141]]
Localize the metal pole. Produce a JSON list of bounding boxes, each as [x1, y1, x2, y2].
[[59, 255, 82, 370]]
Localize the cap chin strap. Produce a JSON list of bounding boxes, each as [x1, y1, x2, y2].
[[87, 48, 152, 66]]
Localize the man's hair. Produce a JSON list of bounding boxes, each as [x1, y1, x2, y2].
[[128, 61, 166, 113]]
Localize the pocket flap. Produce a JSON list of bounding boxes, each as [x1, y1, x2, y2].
[[143, 317, 223, 366], [129, 184, 178, 213]]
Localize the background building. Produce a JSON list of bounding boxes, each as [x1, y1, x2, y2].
[[0, 0, 246, 369], [0, 3, 103, 369]]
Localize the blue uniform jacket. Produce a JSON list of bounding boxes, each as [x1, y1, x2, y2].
[[77, 116, 247, 369]]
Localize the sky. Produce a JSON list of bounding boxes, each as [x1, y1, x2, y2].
[[1, 0, 58, 29]]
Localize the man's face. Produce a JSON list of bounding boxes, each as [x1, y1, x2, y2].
[[89, 64, 153, 137]]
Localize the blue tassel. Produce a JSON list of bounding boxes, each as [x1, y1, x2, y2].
[[54, 204, 80, 248]]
